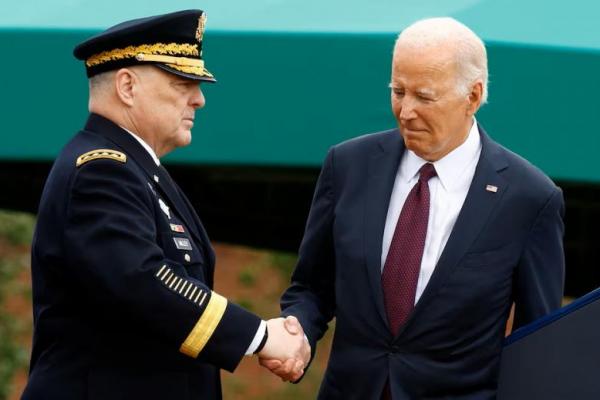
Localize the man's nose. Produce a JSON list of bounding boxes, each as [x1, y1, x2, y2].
[[399, 97, 417, 120], [190, 85, 205, 109]]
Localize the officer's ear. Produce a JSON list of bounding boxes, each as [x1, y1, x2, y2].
[[114, 68, 137, 107]]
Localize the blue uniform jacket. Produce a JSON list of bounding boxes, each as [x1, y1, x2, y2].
[[23, 113, 261, 400]]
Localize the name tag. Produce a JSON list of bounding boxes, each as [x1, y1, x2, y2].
[[173, 237, 192, 251]]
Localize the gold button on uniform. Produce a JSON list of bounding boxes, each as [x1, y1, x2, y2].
[[184, 254, 191, 262]]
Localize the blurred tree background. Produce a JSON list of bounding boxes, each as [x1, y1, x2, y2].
[[0, 209, 333, 400], [0, 211, 34, 400]]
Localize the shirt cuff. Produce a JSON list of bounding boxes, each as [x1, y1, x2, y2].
[[245, 320, 267, 355]]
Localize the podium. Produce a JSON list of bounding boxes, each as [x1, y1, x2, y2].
[[497, 288, 600, 399]]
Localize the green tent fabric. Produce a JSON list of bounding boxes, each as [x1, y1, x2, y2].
[[2, 0, 599, 182]]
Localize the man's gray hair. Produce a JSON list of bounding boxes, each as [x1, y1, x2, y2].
[[394, 17, 488, 104], [89, 70, 115, 97]]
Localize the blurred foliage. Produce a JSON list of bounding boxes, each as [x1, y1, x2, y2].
[[0, 313, 29, 400], [0, 210, 35, 400], [269, 252, 298, 282], [236, 297, 255, 312], [0, 211, 35, 246], [238, 266, 257, 287]]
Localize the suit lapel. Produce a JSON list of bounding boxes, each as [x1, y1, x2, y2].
[[405, 126, 510, 327], [364, 130, 404, 328]]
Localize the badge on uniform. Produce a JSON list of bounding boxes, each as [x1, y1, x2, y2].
[[170, 224, 185, 233], [159, 198, 171, 219], [173, 237, 193, 250]]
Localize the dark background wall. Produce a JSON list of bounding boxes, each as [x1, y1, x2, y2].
[[2, 161, 599, 298]]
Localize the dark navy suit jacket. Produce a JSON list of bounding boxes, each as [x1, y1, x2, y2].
[[23, 114, 261, 400], [282, 126, 565, 399]]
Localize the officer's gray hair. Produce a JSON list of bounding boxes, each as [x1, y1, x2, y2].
[[394, 17, 488, 104], [89, 71, 115, 96]]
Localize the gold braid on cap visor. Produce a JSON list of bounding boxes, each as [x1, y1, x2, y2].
[[85, 42, 212, 78], [136, 53, 214, 78], [85, 42, 199, 67]]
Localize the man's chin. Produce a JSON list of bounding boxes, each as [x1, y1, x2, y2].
[[402, 136, 422, 150], [403, 139, 433, 160], [175, 131, 192, 148]]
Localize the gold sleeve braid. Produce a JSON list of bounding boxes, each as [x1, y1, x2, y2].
[[179, 292, 228, 357]]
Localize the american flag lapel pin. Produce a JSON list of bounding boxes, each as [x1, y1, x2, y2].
[[486, 184, 498, 193]]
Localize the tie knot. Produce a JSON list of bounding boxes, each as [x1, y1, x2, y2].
[[418, 163, 437, 182]]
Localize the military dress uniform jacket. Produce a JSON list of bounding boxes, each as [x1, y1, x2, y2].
[[281, 126, 565, 399], [23, 113, 261, 400]]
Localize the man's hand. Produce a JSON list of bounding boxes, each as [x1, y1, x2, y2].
[[258, 316, 311, 382]]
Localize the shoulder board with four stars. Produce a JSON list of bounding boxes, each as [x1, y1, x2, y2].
[[76, 149, 127, 167]]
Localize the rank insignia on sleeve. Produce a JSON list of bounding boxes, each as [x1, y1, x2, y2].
[[173, 237, 192, 250], [170, 224, 185, 233], [180, 292, 227, 358]]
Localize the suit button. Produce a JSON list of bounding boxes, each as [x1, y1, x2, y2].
[[390, 345, 401, 354], [184, 254, 191, 262]]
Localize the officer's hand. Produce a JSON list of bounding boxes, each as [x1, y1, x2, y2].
[[258, 316, 310, 382]]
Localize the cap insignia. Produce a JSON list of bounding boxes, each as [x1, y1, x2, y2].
[[196, 14, 206, 42]]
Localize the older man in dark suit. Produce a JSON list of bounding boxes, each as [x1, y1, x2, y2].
[[262, 17, 565, 399]]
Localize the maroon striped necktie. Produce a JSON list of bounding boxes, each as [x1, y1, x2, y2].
[[382, 162, 437, 336]]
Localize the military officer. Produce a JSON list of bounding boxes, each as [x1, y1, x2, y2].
[[22, 9, 309, 400]]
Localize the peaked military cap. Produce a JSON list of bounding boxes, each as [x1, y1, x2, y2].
[[73, 9, 215, 82]]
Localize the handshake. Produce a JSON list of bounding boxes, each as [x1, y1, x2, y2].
[[257, 316, 311, 382]]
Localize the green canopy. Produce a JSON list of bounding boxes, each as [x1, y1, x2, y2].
[[2, 0, 599, 182]]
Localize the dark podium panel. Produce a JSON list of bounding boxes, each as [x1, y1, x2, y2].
[[497, 288, 600, 399]]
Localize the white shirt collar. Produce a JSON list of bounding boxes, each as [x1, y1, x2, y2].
[[400, 118, 481, 191], [120, 126, 161, 166]]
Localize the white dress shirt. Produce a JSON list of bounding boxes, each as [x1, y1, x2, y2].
[[381, 120, 482, 303], [122, 127, 266, 354]]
